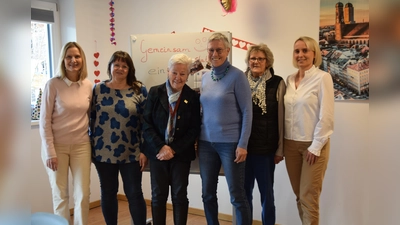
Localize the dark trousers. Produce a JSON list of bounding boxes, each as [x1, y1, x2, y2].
[[244, 153, 276, 225], [94, 161, 147, 225], [149, 159, 191, 225]]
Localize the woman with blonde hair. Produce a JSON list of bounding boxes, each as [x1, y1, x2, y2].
[[40, 42, 92, 225], [284, 36, 334, 225]]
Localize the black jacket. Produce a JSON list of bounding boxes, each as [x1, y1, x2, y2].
[[142, 83, 201, 161]]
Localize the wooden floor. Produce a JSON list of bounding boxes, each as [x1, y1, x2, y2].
[[86, 200, 232, 225]]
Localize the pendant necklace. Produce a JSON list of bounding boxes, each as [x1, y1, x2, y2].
[[211, 65, 230, 82]]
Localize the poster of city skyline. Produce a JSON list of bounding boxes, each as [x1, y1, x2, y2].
[[319, 0, 369, 100]]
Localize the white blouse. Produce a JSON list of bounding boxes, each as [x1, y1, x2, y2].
[[284, 65, 334, 156]]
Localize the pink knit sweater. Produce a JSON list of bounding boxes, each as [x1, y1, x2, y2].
[[39, 77, 92, 159]]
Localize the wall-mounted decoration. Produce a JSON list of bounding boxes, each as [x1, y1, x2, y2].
[[219, 0, 237, 15], [93, 40, 101, 84], [109, 0, 116, 45], [320, 0, 369, 100], [202, 27, 254, 50]]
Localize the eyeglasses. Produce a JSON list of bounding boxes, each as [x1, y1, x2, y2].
[[207, 48, 225, 54], [249, 57, 266, 63]]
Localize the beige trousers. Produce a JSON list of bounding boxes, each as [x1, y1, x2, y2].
[[42, 142, 91, 225], [284, 139, 330, 225]]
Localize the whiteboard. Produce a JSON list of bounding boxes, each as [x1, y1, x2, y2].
[[130, 31, 232, 89]]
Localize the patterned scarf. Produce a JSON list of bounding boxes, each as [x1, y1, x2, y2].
[[165, 79, 182, 144], [246, 69, 271, 115]]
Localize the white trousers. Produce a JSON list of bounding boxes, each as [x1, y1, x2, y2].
[[42, 142, 91, 225]]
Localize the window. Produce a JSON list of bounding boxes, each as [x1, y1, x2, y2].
[[31, 21, 52, 105], [31, 1, 60, 120]]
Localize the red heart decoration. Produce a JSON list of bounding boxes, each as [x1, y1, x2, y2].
[[94, 79, 101, 83], [94, 60, 99, 67], [94, 70, 100, 76], [94, 52, 99, 58]]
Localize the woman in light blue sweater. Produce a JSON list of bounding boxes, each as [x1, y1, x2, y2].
[[198, 32, 253, 225]]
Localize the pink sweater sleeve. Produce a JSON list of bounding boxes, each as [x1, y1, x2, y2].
[[39, 79, 57, 159]]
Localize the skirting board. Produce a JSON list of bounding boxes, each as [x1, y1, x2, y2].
[[70, 194, 264, 225]]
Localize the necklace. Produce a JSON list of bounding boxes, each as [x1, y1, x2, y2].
[[211, 65, 230, 81]]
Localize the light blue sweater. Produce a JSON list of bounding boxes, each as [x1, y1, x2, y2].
[[199, 60, 252, 149]]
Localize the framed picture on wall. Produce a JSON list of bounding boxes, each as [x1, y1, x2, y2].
[[319, 0, 369, 100]]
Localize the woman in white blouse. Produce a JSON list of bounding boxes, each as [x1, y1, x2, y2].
[[284, 36, 334, 225]]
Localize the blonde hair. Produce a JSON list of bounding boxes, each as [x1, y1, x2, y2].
[[292, 36, 322, 69], [245, 43, 274, 70], [57, 42, 88, 80]]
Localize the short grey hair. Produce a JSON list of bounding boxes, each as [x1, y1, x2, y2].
[[168, 53, 193, 73], [208, 32, 231, 49]]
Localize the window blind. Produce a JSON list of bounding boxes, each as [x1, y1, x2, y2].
[[31, 8, 54, 23]]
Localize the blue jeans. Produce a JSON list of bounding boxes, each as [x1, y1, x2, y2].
[[198, 140, 251, 225], [150, 159, 191, 225], [93, 161, 147, 225], [244, 153, 276, 225]]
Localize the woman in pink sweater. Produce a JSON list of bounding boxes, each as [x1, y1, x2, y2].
[[39, 42, 92, 225]]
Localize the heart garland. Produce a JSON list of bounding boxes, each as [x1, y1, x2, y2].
[[93, 40, 101, 84], [202, 27, 254, 50], [109, 0, 116, 45]]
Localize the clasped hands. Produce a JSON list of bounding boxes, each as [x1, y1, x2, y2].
[[156, 145, 175, 161]]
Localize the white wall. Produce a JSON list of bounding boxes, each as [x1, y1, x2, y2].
[[58, 0, 76, 44], [29, 0, 399, 224], [31, 124, 53, 212]]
